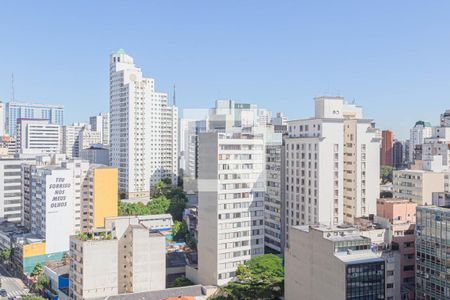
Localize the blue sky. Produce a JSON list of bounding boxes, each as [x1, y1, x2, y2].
[[1, 1, 450, 138]]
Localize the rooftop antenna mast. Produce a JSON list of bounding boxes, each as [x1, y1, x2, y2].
[[11, 73, 15, 101], [173, 84, 176, 106]]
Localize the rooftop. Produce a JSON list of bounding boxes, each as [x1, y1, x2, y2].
[[335, 250, 384, 264], [103, 285, 206, 300]]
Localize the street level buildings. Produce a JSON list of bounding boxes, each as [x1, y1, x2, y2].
[[109, 49, 178, 198]]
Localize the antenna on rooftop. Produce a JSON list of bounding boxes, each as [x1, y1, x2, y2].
[[11, 73, 15, 101]]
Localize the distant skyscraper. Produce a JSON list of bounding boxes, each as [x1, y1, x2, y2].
[[284, 97, 381, 238], [393, 140, 404, 169], [110, 49, 178, 198], [409, 121, 432, 163], [89, 112, 110, 146], [272, 112, 288, 126], [62, 123, 90, 159], [5, 101, 64, 136], [381, 130, 394, 166]]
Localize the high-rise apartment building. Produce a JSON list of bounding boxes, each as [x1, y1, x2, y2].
[[415, 200, 450, 300], [193, 132, 265, 286], [16, 119, 61, 155], [89, 112, 110, 147], [78, 127, 102, 153], [284, 97, 380, 243], [82, 166, 118, 231], [5, 101, 64, 136], [0, 157, 35, 223], [22, 157, 118, 247], [381, 130, 394, 166], [285, 225, 385, 300], [393, 140, 404, 169], [409, 121, 432, 163], [109, 49, 178, 198], [62, 123, 89, 159]]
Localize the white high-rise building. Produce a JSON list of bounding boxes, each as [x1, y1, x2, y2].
[[110, 49, 178, 198], [62, 123, 90, 159], [89, 112, 110, 147], [28, 165, 76, 254], [409, 121, 432, 163], [284, 97, 380, 244], [0, 157, 36, 223], [78, 128, 102, 153], [193, 132, 265, 286], [16, 119, 62, 155]]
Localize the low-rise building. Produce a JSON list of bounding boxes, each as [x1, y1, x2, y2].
[[80, 145, 109, 166], [70, 220, 166, 299], [285, 225, 386, 300], [393, 169, 445, 205], [415, 199, 450, 300], [377, 198, 417, 298]]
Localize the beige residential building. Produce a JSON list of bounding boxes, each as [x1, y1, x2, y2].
[[285, 225, 385, 300], [393, 169, 445, 205], [70, 236, 119, 299], [70, 220, 165, 300]]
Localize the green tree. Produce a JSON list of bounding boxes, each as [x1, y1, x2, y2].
[[0, 248, 12, 262], [172, 220, 188, 241], [153, 180, 168, 197], [380, 165, 394, 183], [30, 263, 43, 277], [147, 196, 170, 214], [171, 276, 194, 288], [215, 254, 284, 300], [168, 196, 187, 221], [32, 274, 50, 293]]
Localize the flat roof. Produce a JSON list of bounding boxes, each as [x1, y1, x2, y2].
[[335, 250, 384, 265]]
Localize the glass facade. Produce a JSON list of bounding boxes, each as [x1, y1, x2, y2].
[[5, 102, 64, 135], [415, 206, 450, 300], [346, 261, 385, 299]]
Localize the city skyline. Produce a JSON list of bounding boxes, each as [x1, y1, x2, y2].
[[2, 1, 450, 139]]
